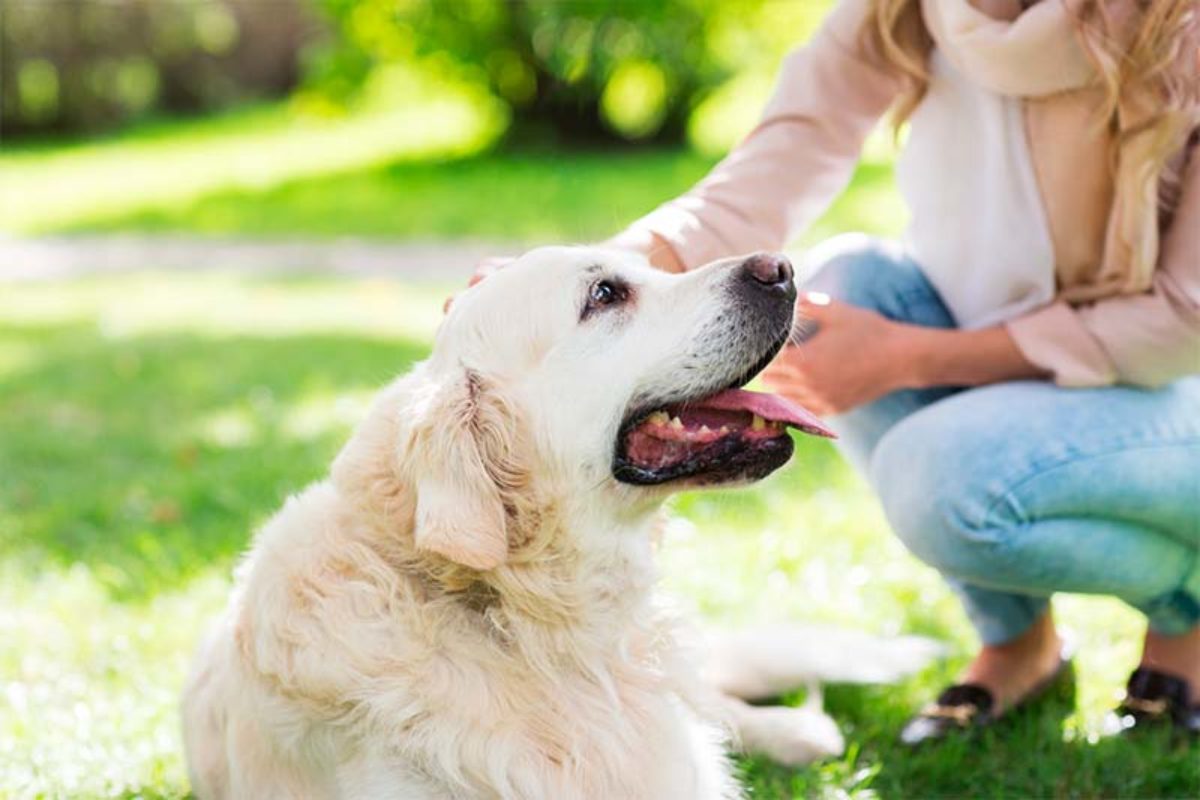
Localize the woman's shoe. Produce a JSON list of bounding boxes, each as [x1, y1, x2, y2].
[[1105, 667, 1200, 737], [899, 657, 1074, 746]]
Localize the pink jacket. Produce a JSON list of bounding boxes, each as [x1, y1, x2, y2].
[[617, 0, 1199, 387]]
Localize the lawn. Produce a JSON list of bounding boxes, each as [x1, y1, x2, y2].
[[2, 105, 1197, 798], [3, 274, 1196, 799], [0, 97, 902, 246]]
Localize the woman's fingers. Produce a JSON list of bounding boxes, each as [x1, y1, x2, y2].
[[797, 291, 836, 321], [469, 256, 515, 287], [447, 256, 516, 313]]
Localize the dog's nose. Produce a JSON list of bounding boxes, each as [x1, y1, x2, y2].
[[740, 252, 795, 295]]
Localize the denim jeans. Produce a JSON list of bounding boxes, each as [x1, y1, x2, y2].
[[803, 235, 1200, 645]]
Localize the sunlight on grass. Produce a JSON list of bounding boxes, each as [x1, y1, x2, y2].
[[41, 144, 907, 246], [6, 93, 908, 244], [194, 388, 376, 449], [3, 273, 451, 342], [0, 566, 226, 799], [279, 389, 376, 442], [0, 341, 40, 380], [0, 70, 506, 236]]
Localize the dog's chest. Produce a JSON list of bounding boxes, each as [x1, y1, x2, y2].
[[410, 618, 694, 797]]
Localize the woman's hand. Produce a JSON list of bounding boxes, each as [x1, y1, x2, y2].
[[761, 292, 913, 416], [468, 256, 514, 287], [445, 256, 515, 312], [762, 292, 1049, 415]]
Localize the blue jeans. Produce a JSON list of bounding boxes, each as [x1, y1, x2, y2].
[[804, 235, 1200, 645]]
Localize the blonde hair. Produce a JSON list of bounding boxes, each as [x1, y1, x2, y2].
[[862, 0, 1198, 209]]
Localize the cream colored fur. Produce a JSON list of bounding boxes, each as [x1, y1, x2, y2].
[[182, 247, 939, 799]]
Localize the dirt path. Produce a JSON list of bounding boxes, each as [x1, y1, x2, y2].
[[0, 234, 527, 282]]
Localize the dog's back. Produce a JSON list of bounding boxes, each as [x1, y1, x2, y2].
[[183, 482, 351, 798]]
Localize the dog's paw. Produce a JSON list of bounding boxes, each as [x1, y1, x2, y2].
[[737, 705, 845, 767]]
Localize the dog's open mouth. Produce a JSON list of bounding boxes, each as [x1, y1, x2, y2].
[[613, 388, 834, 486]]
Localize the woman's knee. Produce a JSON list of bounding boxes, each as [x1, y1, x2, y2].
[[802, 234, 938, 321], [868, 402, 1013, 580]]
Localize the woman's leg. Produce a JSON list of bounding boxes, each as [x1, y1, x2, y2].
[[871, 377, 1200, 690], [802, 236, 1073, 706], [800, 235, 960, 470]]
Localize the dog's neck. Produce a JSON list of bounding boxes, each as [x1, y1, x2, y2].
[[471, 495, 661, 632], [459, 500, 674, 696]]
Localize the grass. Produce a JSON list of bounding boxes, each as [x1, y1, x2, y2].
[[61, 150, 902, 248], [0, 98, 903, 246], [0, 75, 506, 237], [2, 273, 1197, 799], [3, 101, 1195, 798]]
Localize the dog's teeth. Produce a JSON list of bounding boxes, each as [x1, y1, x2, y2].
[[719, 425, 731, 435], [699, 425, 712, 435], [751, 414, 766, 431], [647, 411, 669, 426], [669, 416, 684, 430]]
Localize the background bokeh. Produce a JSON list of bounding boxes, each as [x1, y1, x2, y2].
[[5, 0, 824, 144], [2, 2, 1194, 798]]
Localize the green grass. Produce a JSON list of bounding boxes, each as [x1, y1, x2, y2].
[[2, 102, 1194, 798], [0, 81, 506, 237], [2, 273, 1196, 799], [0, 97, 904, 245], [60, 149, 902, 247]]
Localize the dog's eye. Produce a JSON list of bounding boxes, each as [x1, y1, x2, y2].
[[590, 281, 620, 306], [582, 279, 629, 319]]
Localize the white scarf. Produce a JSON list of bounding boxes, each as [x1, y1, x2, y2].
[[923, 0, 1097, 97], [923, 0, 1193, 299]]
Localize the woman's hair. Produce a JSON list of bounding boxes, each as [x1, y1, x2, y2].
[[861, 0, 1197, 206], [860, 0, 932, 131]]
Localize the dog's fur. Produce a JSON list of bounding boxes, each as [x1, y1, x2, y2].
[[182, 247, 938, 799]]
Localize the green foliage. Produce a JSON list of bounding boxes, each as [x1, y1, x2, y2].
[[0, 0, 311, 136], [2, 274, 1196, 798], [308, 0, 831, 144]]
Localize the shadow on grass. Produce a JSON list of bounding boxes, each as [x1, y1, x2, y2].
[[1, 321, 429, 600]]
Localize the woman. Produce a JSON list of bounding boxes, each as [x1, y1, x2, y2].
[[606, 0, 1200, 740]]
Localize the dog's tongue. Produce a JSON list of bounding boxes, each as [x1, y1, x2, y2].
[[698, 389, 835, 438]]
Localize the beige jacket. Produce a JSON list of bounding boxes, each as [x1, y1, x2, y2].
[[618, 0, 1200, 387]]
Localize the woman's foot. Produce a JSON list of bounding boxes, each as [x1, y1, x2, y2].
[[901, 613, 1071, 746], [1141, 626, 1200, 690], [1107, 625, 1200, 736], [960, 612, 1066, 713]]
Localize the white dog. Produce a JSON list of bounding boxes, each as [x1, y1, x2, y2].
[[182, 247, 939, 799]]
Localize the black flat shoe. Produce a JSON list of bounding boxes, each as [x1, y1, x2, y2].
[[899, 657, 1074, 747], [1105, 667, 1200, 737]]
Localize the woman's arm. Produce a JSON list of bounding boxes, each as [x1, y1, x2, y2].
[[608, 0, 901, 270], [900, 324, 1047, 388], [764, 140, 1199, 415], [761, 293, 1045, 416]]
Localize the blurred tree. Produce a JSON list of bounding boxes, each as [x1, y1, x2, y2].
[[308, 0, 831, 145], [1, 0, 319, 137]]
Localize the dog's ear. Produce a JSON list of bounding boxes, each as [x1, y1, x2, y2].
[[407, 369, 527, 570]]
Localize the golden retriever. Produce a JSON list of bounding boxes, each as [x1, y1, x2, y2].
[[182, 247, 938, 799]]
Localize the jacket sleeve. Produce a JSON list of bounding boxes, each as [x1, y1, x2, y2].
[[610, 0, 901, 269], [1006, 141, 1200, 388]]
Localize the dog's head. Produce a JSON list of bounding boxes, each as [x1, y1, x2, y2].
[[334, 246, 832, 570]]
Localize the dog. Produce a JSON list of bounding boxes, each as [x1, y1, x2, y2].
[[182, 247, 939, 799]]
